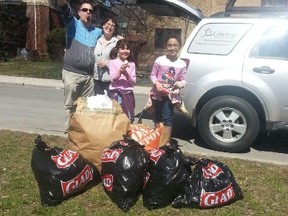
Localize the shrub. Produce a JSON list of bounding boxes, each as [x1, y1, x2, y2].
[[47, 28, 66, 61]]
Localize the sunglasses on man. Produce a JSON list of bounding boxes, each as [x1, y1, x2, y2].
[[80, 8, 93, 13]]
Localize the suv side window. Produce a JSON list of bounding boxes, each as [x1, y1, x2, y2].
[[188, 23, 252, 55], [250, 26, 288, 59]]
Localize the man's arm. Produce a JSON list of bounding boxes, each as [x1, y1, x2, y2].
[[57, 0, 73, 24]]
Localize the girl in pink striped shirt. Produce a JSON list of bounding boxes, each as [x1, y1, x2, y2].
[[149, 35, 187, 146]]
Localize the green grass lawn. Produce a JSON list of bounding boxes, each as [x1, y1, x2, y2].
[[0, 60, 151, 85], [1, 130, 287, 216], [0, 60, 63, 80]]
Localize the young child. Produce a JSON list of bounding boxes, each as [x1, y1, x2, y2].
[[149, 35, 187, 146], [108, 39, 136, 123]]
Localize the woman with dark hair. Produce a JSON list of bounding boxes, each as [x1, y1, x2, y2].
[[109, 39, 136, 123], [94, 16, 122, 95]]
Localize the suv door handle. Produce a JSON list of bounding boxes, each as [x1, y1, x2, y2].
[[253, 66, 275, 74]]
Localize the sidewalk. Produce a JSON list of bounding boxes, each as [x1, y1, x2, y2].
[[0, 75, 151, 95]]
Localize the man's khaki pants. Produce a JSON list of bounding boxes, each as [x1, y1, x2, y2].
[[62, 69, 94, 132]]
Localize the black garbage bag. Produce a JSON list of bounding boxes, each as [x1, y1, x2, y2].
[[172, 158, 243, 209], [101, 136, 149, 212], [142, 144, 192, 210], [31, 135, 101, 206]]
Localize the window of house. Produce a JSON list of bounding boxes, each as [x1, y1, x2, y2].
[[154, 28, 181, 49]]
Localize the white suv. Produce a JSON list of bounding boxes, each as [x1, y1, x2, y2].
[[181, 16, 288, 152], [136, 0, 288, 152]]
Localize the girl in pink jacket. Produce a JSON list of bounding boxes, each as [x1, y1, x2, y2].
[[109, 39, 136, 122]]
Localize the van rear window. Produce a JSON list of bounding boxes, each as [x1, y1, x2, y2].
[[188, 23, 252, 55]]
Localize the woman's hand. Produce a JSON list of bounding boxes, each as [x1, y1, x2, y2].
[[97, 60, 107, 68]]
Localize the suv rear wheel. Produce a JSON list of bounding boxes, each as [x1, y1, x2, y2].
[[198, 96, 259, 152]]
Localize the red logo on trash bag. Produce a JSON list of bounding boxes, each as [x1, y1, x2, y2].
[[51, 149, 79, 169], [61, 165, 93, 197], [149, 148, 165, 164], [102, 174, 114, 191], [119, 140, 128, 146], [202, 162, 223, 179], [101, 148, 123, 163], [200, 183, 235, 208]]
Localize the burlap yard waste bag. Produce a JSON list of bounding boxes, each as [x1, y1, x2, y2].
[[67, 97, 130, 172]]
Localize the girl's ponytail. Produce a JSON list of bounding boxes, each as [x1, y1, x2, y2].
[[109, 47, 118, 60]]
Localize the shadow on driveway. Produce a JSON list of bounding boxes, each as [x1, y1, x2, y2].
[[252, 131, 288, 154]]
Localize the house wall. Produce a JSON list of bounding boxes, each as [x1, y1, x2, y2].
[[137, 0, 227, 70]]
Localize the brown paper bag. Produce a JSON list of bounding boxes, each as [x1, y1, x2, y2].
[[67, 97, 130, 171]]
